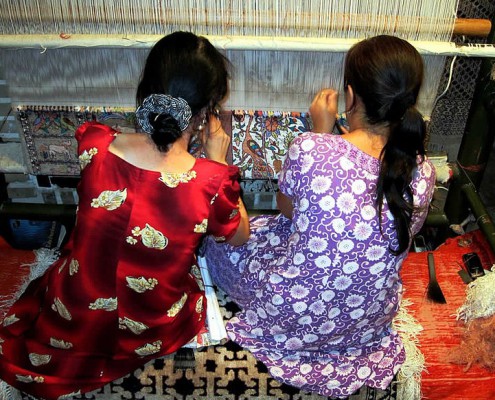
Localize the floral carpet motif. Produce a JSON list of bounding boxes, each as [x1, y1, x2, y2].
[[231, 111, 312, 179]]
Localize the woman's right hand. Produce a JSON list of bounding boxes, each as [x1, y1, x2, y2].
[[309, 88, 339, 133], [202, 115, 230, 165]]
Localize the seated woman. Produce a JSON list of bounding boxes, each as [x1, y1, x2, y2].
[[0, 31, 249, 400], [204, 35, 436, 398]]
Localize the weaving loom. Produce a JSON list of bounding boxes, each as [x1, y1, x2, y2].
[[0, 1, 494, 175], [1, 1, 493, 112], [0, 1, 493, 187], [0, 2, 495, 399]]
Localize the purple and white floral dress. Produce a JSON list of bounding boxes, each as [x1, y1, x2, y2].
[[205, 132, 435, 398]]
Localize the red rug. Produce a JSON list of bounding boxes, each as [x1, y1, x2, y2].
[[401, 230, 495, 400]]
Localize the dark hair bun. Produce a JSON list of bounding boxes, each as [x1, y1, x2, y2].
[[149, 113, 182, 152]]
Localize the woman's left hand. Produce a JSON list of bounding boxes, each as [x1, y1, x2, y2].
[[309, 88, 339, 133], [202, 115, 230, 165]]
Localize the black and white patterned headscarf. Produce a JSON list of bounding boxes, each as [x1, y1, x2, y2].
[[136, 94, 192, 133]]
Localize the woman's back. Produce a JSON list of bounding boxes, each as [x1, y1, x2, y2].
[[0, 121, 242, 400], [276, 132, 434, 346], [205, 131, 435, 398]]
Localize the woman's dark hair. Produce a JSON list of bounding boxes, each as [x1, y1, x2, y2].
[[344, 35, 426, 254], [136, 31, 229, 152]]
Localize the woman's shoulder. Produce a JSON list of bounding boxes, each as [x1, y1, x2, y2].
[[195, 158, 240, 179], [289, 131, 343, 150], [76, 122, 121, 166], [75, 121, 118, 144]]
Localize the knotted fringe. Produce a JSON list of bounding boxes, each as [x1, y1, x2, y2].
[[0, 247, 59, 320], [0, 248, 59, 400], [392, 297, 426, 400], [456, 267, 495, 322], [450, 267, 495, 371]]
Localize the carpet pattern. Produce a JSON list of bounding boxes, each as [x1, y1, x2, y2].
[[63, 291, 396, 400], [60, 340, 397, 400], [16, 108, 314, 182], [18, 107, 136, 176]]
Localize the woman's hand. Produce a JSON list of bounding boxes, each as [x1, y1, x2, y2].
[[309, 88, 339, 133], [202, 115, 230, 165]]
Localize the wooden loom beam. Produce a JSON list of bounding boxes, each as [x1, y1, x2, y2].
[[454, 18, 492, 37], [1, 34, 495, 58]]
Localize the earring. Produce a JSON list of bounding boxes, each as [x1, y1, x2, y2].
[[197, 115, 207, 131]]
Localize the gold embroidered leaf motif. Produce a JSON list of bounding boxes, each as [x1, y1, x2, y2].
[[78, 147, 98, 170], [69, 259, 79, 276], [190, 264, 204, 290], [119, 317, 148, 335], [3, 314, 20, 327], [210, 193, 219, 204], [91, 188, 127, 210], [159, 170, 197, 188], [50, 338, 73, 349], [195, 296, 204, 314], [29, 353, 52, 366], [126, 236, 137, 245], [16, 374, 45, 383], [0, 338, 4, 355], [194, 219, 208, 233], [135, 340, 162, 356], [229, 208, 239, 219], [51, 298, 72, 321], [126, 276, 158, 293], [89, 297, 117, 311], [58, 390, 82, 399], [58, 259, 68, 273], [167, 293, 188, 317], [139, 224, 168, 250]]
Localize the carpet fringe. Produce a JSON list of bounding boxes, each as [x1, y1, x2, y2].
[[393, 297, 425, 400], [0, 247, 59, 320], [456, 267, 495, 322]]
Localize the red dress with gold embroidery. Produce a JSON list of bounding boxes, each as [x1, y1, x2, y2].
[[0, 122, 241, 399]]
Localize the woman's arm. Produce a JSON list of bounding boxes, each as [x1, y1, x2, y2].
[[204, 115, 250, 246], [227, 198, 250, 246], [309, 88, 339, 133], [275, 89, 338, 219]]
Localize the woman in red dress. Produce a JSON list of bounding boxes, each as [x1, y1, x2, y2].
[[0, 31, 249, 400]]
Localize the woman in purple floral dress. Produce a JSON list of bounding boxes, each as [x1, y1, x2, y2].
[[205, 35, 435, 398]]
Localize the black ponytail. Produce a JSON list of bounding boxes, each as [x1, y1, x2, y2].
[[377, 107, 426, 254], [345, 35, 426, 254], [148, 113, 183, 153]]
